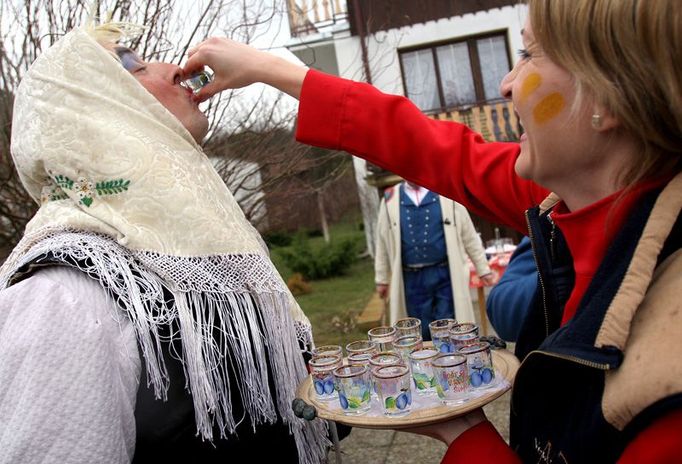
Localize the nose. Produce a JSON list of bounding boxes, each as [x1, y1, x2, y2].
[[158, 62, 184, 84], [499, 63, 518, 100]]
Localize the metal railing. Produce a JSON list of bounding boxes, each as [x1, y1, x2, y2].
[[430, 100, 522, 143], [287, 0, 348, 38]]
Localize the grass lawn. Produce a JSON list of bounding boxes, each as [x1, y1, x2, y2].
[[269, 219, 376, 348]]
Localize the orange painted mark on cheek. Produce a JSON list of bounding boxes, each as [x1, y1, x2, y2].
[[533, 93, 566, 124], [519, 73, 541, 103]]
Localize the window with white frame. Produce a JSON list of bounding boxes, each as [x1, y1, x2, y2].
[[400, 32, 511, 112]]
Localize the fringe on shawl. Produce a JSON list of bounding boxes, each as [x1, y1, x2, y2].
[[0, 229, 329, 464]]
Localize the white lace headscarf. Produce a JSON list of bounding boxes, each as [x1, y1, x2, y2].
[[1, 26, 327, 463]]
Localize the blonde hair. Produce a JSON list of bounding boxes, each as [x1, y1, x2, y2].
[[528, 0, 682, 186]]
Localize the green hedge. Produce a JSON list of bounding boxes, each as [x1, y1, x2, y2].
[[280, 233, 359, 280]]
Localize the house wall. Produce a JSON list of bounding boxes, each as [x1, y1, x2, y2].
[[329, 4, 528, 244], [333, 4, 528, 96]]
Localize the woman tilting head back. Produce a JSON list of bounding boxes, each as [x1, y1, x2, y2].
[[0, 20, 327, 464]]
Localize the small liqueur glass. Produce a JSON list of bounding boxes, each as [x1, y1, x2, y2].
[[429, 318, 456, 353], [458, 341, 495, 389], [312, 344, 343, 358], [408, 347, 440, 395], [308, 354, 343, 401], [373, 365, 413, 416], [369, 352, 404, 396], [333, 365, 372, 415], [347, 352, 374, 367], [449, 323, 480, 352], [180, 70, 214, 94], [345, 340, 379, 357], [393, 317, 422, 338], [394, 335, 423, 365], [431, 353, 469, 405], [368, 326, 397, 352]]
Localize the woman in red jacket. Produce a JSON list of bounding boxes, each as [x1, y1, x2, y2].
[[185, 0, 682, 462]]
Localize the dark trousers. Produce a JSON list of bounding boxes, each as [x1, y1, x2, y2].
[[403, 263, 454, 341]]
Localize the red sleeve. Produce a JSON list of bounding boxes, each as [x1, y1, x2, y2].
[[618, 409, 682, 463], [441, 421, 521, 464], [296, 69, 549, 234]]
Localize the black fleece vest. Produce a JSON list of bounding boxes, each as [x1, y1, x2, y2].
[[510, 189, 682, 463]]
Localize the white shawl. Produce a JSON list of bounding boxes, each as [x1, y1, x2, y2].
[[1, 28, 326, 463]]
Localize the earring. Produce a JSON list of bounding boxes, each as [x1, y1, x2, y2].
[[591, 114, 602, 129]]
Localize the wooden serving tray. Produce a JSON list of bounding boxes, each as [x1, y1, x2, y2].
[[296, 349, 519, 429]]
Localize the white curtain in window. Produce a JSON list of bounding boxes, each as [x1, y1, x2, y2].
[[401, 49, 440, 111], [436, 42, 476, 108], [476, 36, 510, 101]]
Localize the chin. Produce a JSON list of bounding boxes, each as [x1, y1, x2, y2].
[[187, 117, 209, 143], [514, 151, 533, 181]]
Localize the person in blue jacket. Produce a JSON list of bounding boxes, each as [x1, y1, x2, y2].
[[486, 237, 536, 342]]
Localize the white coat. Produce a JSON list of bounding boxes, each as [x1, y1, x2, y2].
[[374, 185, 491, 325]]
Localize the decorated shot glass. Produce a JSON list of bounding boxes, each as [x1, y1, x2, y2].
[[429, 318, 456, 353], [308, 354, 343, 401], [333, 365, 372, 415], [347, 352, 374, 367], [345, 340, 379, 357], [394, 335, 423, 365], [449, 323, 480, 352], [369, 351, 404, 395], [368, 326, 397, 352], [431, 353, 469, 405], [312, 344, 343, 358], [408, 347, 440, 395], [394, 317, 422, 338], [373, 365, 413, 416], [458, 341, 495, 389]]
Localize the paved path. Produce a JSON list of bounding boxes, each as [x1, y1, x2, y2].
[[327, 391, 510, 463]]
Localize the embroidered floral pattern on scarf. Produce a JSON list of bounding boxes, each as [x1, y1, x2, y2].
[[1, 27, 327, 464]]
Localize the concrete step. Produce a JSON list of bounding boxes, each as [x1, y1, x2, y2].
[[356, 292, 386, 329]]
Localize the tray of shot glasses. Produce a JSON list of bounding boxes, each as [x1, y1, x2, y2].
[[295, 318, 520, 428]]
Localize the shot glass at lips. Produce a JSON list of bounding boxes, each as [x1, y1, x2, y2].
[[308, 354, 343, 401], [333, 365, 372, 415], [345, 340, 379, 357], [458, 341, 495, 389], [373, 365, 413, 416], [311, 344, 343, 358], [428, 318, 456, 353], [394, 335, 423, 365], [431, 354, 469, 405], [449, 323, 480, 352], [368, 325, 397, 352], [408, 347, 440, 395], [393, 317, 422, 338]]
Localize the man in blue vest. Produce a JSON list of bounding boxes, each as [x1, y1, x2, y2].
[[375, 181, 493, 340]]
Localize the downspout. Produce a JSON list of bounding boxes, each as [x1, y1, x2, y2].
[[351, 0, 372, 84]]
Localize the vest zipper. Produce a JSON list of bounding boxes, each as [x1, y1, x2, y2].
[[511, 349, 611, 416], [525, 210, 550, 338], [525, 349, 611, 370], [547, 213, 557, 261]]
